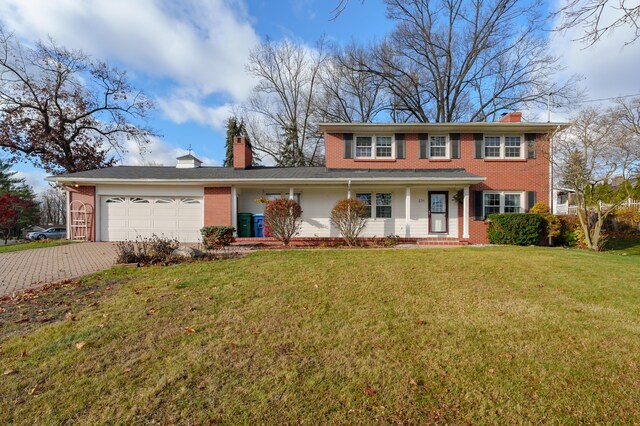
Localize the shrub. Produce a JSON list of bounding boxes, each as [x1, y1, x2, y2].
[[201, 226, 235, 250], [612, 206, 640, 234], [383, 234, 401, 247], [556, 215, 582, 247], [115, 234, 180, 265], [529, 202, 561, 244], [330, 198, 369, 246], [264, 198, 302, 245], [486, 214, 542, 246]]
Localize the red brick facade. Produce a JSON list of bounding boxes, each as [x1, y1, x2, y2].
[[67, 185, 96, 241], [204, 187, 232, 226], [325, 132, 550, 244]]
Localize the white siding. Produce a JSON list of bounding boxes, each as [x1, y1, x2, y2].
[[235, 186, 460, 238]]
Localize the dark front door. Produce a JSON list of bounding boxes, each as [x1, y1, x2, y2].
[[429, 192, 448, 233]]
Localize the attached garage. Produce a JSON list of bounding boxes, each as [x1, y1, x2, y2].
[[100, 196, 203, 242]]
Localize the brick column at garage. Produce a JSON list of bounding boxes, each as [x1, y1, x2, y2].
[[204, 187, 232, 226], [67, 185, 96, 241]]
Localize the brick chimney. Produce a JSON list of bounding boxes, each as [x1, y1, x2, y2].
[[498, 112, 522, 123], [233, 136, 253, 169]]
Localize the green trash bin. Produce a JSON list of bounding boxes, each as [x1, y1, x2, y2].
[[237, 213, 253, 237]]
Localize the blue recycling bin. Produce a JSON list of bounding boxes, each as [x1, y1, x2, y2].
[[253, 214, 265, 238]]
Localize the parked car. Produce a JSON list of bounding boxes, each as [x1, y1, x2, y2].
[[27, 227, 67, 240]]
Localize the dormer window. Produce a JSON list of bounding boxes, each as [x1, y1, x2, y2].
[[355, 135, 394, 159]]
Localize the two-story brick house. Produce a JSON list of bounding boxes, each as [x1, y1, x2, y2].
[[49, 112, 566, 244]]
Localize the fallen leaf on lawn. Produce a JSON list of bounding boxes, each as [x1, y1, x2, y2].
[[98, 323, 105, 328], [64, 312, 76, 321], [123, 368, 132, 373], [415, 320, 427, 325], [184, 326, 196, 333], [4, 369, 18, 375], [488, 368, 495, 374], [496, 311, 505, 316], [409, 378, 417, 386], [21, 350, 28, 357], [364, 386, 377, 396], [75, 342, 86, 350], [28, 384, 39, 396]]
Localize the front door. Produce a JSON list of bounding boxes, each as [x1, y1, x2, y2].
[[429, 192, 448, 233]]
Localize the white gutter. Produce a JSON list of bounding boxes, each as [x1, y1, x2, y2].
[[47, 176, 486, 186]]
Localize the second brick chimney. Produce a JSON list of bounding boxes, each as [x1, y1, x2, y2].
[[498, 112, 522, 123], [233, 136, 253, 169]]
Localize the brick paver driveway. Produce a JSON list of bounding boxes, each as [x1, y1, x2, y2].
[[0, 242, 116, 296]]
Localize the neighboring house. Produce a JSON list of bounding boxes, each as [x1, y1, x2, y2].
[[48, 112, 567, 244]]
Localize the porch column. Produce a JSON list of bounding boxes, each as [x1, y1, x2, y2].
[[463, 186, 470, 239], [405, 187, 411, 238], [66, 189, 71, 240], [231, 186, 238, 236], [347, 180, 352, 199], [289, 187, 294, 200]]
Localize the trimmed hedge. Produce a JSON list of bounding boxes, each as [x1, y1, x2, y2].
[[201, 226, 235, 250], [487, 214, 542, 246]]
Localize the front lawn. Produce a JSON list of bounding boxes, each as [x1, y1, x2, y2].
[[1, 247, 640, 424], [0, 240, 76, 254], [606, 236, 640, 256]]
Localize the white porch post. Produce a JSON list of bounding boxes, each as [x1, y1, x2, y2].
[[405, 187, 411, 238], [289, 187, 294, 200], [66, 189, 71, 240], [347, 180, 352, 199], [231, 186, 238, 236], [463, 186, 470, 239]]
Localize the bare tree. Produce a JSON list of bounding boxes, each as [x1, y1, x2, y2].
[[0, 27, 155, 174], [244, 39, 328, 166], [38, 186, 66, 225], [349, 0, 581, 123], [555, 0, 640, 46], [316, 44, 385, 123], [555, 104, 640, 250]]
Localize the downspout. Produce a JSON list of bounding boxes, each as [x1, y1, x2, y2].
[[548, 125, 561, 246]]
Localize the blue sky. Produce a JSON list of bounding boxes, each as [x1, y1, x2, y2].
[[0, 0, 638, 191]]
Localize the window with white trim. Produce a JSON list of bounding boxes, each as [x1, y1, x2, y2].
[[265, 192, 301, 204], [356, 192, 392, 218], [484, 135, 524, 159], [130, 197, 150, 204], [180, 198, 201, 204], [105, 197, 125, 203], [429, 135, 448, 158], [483, 191, 524, 217], [355, 135, 394, 159]]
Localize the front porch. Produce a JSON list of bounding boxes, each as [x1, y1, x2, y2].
[[231, 184, 472, 241]]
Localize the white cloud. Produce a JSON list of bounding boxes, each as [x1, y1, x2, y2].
[[157, 97, 232, 131], [550, 2, 640, 102], [120, 136, 219, 167], [0, 0, 260, 101], [14, 169, 48, 194]]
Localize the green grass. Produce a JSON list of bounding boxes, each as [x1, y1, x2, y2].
[[0, 240, 76, 254], [1, 247, 640, 424], [606, 236, 640, 256]]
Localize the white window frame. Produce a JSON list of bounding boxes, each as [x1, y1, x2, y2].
[[355, 192, 393, 219], [483, 191, 525, 217], [354, 135, 396, 160], [265, 192, 301, 204], [429, 135, 449, 159], [483, 135, 524, 159]]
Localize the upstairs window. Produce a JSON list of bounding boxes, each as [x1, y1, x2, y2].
[[355, 135, 395, 159], [429, 135, 448, 158], [505, 136, 522, 158], [484, 136, 501, 158], [484, 135, 524, 159]]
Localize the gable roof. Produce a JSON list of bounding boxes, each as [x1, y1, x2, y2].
[[47, 166, 485, 185]]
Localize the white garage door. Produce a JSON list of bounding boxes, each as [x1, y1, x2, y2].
[[100, 196, 203, 242]]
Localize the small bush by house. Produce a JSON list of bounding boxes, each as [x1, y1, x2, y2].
[[264, 198, 302, 245], [201, 226, 235, 250], [487, 213, 542, 246], [330, 198, 369, 246], [115, 234, 181, 265]]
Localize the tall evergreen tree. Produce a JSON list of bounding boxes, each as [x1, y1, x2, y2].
[[0, 160, 39, 239], [223, 116, 251, 167]]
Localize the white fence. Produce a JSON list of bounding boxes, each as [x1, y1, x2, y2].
[[556, 199, 640, 216]]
